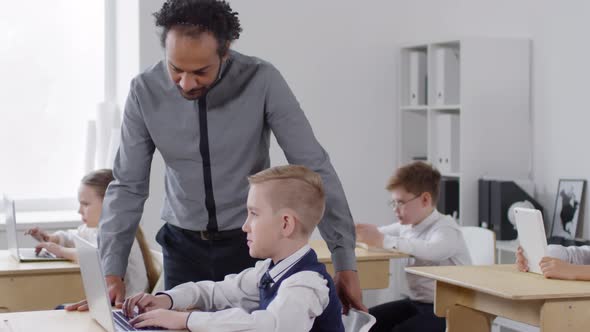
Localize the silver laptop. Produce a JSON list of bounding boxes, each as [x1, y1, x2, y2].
[[3, 196, 67, 262], [74, 235, 182, 332]]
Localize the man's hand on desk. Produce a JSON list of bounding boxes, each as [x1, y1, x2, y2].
[[107, 275, 126, 308], [355, 224, 384, 248], [64, 276, 126, 311]]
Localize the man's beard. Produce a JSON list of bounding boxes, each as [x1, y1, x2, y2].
[[177, 86, 207, 100]]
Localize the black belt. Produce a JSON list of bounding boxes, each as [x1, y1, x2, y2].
[[174, 225, 244, 241], [197, 228, 244, 241]]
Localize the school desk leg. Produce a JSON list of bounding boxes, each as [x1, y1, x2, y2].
[[446, 305, 493, 332], [540, 299, 590, 332]]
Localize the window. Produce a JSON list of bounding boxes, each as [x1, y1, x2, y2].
[[0, 1, 105, 203]]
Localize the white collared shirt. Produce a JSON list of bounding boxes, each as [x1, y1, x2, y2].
[[547, 244, 590, 264], [267, 245, 312, 287], [53, 225, 149, 296], [164, 245, 330, 332], [378, 210, 471, 303]]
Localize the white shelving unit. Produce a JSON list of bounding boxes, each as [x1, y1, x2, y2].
[[398, 37, 532, 226]]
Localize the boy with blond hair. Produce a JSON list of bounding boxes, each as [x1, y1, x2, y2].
[[356, 161, 471, 332], [122, 165, 344, 332]]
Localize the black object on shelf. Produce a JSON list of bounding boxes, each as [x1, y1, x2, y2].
[[479, 179, 544, 241], [438, 177, 459, 219], [547, 236, 590, 246]]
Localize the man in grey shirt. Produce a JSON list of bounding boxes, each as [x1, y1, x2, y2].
[[88, 0, 363, 313]]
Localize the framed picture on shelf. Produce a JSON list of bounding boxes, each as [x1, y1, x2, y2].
[[550, 179, 586, 239]]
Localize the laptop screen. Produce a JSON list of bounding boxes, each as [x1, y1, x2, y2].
[[74, 235, 117, 332], [3, 196, 20, 258]]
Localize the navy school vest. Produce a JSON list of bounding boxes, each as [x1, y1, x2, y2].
[[258, 249, 344, 332]]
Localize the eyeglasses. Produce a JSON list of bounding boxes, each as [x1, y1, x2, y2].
[[388, 194, 421, 210]]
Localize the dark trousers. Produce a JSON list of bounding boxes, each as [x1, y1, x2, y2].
[[156, 223, 258, 289], [369, 298, 446, 332]]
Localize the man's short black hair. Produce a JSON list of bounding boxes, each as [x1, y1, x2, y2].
[[154, 0, 242, 56]]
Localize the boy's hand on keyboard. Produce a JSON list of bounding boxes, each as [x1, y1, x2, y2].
[[129, 309, 189, 330], [123, 293, 172, 318], [25, 227, 50, 242]]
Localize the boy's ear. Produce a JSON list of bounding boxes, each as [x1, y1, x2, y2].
[[281, 209, 298, 237], [421, 192, 432, 206]]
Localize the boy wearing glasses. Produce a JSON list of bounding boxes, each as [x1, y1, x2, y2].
[[356, 161, 471, 332]]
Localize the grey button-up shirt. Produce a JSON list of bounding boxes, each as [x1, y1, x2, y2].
[[98, 50, 356, 277]]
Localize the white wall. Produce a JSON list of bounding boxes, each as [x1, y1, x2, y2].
[[383, 0, 590, 237], [228, 1, 399, 230], [114, 1, 590, 306]]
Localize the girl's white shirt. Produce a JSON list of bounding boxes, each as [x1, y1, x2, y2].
[[547, 244, 590, 265], [54, 224, 148, 295]]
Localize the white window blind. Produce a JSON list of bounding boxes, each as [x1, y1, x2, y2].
[[0, 1, 105, 201]]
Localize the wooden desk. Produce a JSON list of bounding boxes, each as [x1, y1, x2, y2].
[[0, 240, 403, 312], [406, 264, 590, 332], [0, 251, 84, 312], [0, 309, 190, 332], [0, 310, 100, 332], [310, 240, 408, 289]]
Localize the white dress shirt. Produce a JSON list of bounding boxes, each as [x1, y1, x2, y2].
[[547, 244, 590, 264], [378, 210, 472, 303], [164, 245, 330, 332], [53, 225, 149, 296]]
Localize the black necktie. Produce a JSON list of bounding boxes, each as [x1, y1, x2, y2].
[[259, 271, 273, 289], [259, 261, 276, 290]]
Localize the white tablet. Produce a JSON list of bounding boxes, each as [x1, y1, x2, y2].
[[514, 207, 548, 274]]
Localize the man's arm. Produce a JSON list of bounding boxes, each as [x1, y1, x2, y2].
[[262, 65, 362, 312], [263, 65, 356, 273], [98, 81, 156, 296]]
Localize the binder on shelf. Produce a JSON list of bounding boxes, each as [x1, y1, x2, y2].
[[435, 47, 460, 105], [409, 51, 427, 106], [438, 177, 459, 219], [434, 113, 460, 173]]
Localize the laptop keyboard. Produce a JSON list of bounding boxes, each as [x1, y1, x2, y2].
[[112, 310, 166, 331], [37, 250, 54, 258], [20, 248, 56, 259]]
